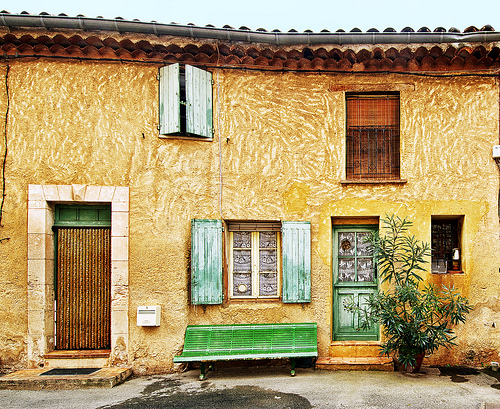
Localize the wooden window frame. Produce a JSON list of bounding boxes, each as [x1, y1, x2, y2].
[[431, 216, 464, 274], [344, 92, 401, 182], [228, 228, 281, 300]]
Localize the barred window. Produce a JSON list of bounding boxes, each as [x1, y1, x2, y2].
[[346, 93, 400, 180]]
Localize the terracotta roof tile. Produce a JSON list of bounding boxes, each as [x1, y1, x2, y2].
[[69, 35, 87, 47], [384, 47, 399, 61], [103, 37, 121, 50], [195, 53, 210, 63], [53, 34, 72, 47], [99, 46, 117, 58], [199, 44, 215, 56], [86, 36, 105, 48], [1, 31, 499, 72]]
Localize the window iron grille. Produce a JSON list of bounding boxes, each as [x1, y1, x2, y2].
[[346, 93, 400, 180], [346, 126, 400, 180]]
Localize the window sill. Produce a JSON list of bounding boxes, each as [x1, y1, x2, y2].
[[432, 270, 464, 275], [341, 179, 407, 185], [159, 134, 213, 142], [226, 297, 281, 303]]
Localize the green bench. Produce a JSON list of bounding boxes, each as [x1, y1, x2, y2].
[[173, 323, 318, 380]]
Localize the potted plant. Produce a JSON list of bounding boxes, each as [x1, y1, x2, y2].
[[344, 215, 472, 372]]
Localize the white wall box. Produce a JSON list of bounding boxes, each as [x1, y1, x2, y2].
[[137, 306, 161, 326]]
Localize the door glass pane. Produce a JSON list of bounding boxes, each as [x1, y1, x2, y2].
[[233, 250, 251, 271], [339, 258, 355, 281], [357, 258, 374, 282], [338, 232, 355, 256], [259, 273, 278, 296], [233, 231, 251, 248], [233, 273, 252, 296], [356, 232, 373, 256]]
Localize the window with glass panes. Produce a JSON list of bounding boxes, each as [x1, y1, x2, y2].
[[337, 231, 376, 282], [229, 229, 280, 298]]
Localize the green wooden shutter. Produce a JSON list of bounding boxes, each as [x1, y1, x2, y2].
[[191, 219, 223, 305], [159, 63, 180, 135], [186, 65, 213, 138], [282, 221, 311, 303]]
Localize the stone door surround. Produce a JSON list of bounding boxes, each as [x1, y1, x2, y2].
[[27, 184, 129, 368]]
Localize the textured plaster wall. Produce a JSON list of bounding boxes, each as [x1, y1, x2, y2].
[[0, 58, 499, 373]]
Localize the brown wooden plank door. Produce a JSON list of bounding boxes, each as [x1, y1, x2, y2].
[[56, 227, 111, 350]]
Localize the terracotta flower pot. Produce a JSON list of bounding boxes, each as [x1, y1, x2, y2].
[[411, 352, 425, 373], [395, 352, 426, 373]]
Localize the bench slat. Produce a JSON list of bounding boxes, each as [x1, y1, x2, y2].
[[174, 323, 318, 362]]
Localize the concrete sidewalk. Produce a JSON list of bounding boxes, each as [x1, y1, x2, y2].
[[1, 365, 500, 408]]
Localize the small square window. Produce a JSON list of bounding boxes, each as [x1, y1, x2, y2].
[[431, 216, 463, 273]]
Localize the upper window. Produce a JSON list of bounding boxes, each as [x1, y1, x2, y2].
[[345, 93, 400, 181], [431, 216, 463, 273], [159, 63, 213, 138]]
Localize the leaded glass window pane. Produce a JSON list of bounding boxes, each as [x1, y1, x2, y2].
[[259, 231, 277, 248], [233, 249, 251, 272], [233, 273, 252, 296], [233, 231, 251, 248], [259, 273, 278, 296], [259, 249, 277, 271], [357, 258, 374, 281], [356, 232, 372, 256], [339, 232, 355, 256], [339, 258, 355, 281]]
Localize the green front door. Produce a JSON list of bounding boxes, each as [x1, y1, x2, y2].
[[333, 226, 379, 340]]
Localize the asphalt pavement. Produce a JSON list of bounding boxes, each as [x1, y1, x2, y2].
[[1, 365, 500, 409]]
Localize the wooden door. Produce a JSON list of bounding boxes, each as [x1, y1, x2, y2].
[[333, 227, 379, 341], [55, 206, 111, 350]]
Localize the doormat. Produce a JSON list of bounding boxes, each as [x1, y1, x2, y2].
[[40, 368, 101, 376]]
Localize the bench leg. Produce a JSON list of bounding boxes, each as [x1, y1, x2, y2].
[[199, 362, 214, 381], [199, 362, 206, 381], [290, 358, 296, 377]]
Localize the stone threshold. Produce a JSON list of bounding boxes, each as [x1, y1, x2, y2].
[[44, 349, 111, 359], [0, 367, 132, 390], [316, 356, 394, 371]]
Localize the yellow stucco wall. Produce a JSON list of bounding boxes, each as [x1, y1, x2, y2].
[[0, 56, 499, 373]]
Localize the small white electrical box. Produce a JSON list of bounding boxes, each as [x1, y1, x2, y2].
[[137, 305, 161, 326], [493, 145, 500, 158]]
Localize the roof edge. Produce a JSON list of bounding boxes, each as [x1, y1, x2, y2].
[[1, 14, 500, 45]]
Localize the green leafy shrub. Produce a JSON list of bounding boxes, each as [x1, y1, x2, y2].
[[344, 215, 472, 371]]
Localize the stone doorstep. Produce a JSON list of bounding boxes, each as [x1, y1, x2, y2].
[[329, 341, 383, 358], [44, 349, 111, 359], [0, 367, 133, 390], [316, 356, 394, 371], [43, 349, 111, 369]]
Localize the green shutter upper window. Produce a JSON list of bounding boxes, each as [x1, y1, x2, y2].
[[282, 221, 311, 303], [191, 219, 223, 305], [159, 63, 213, 138]]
